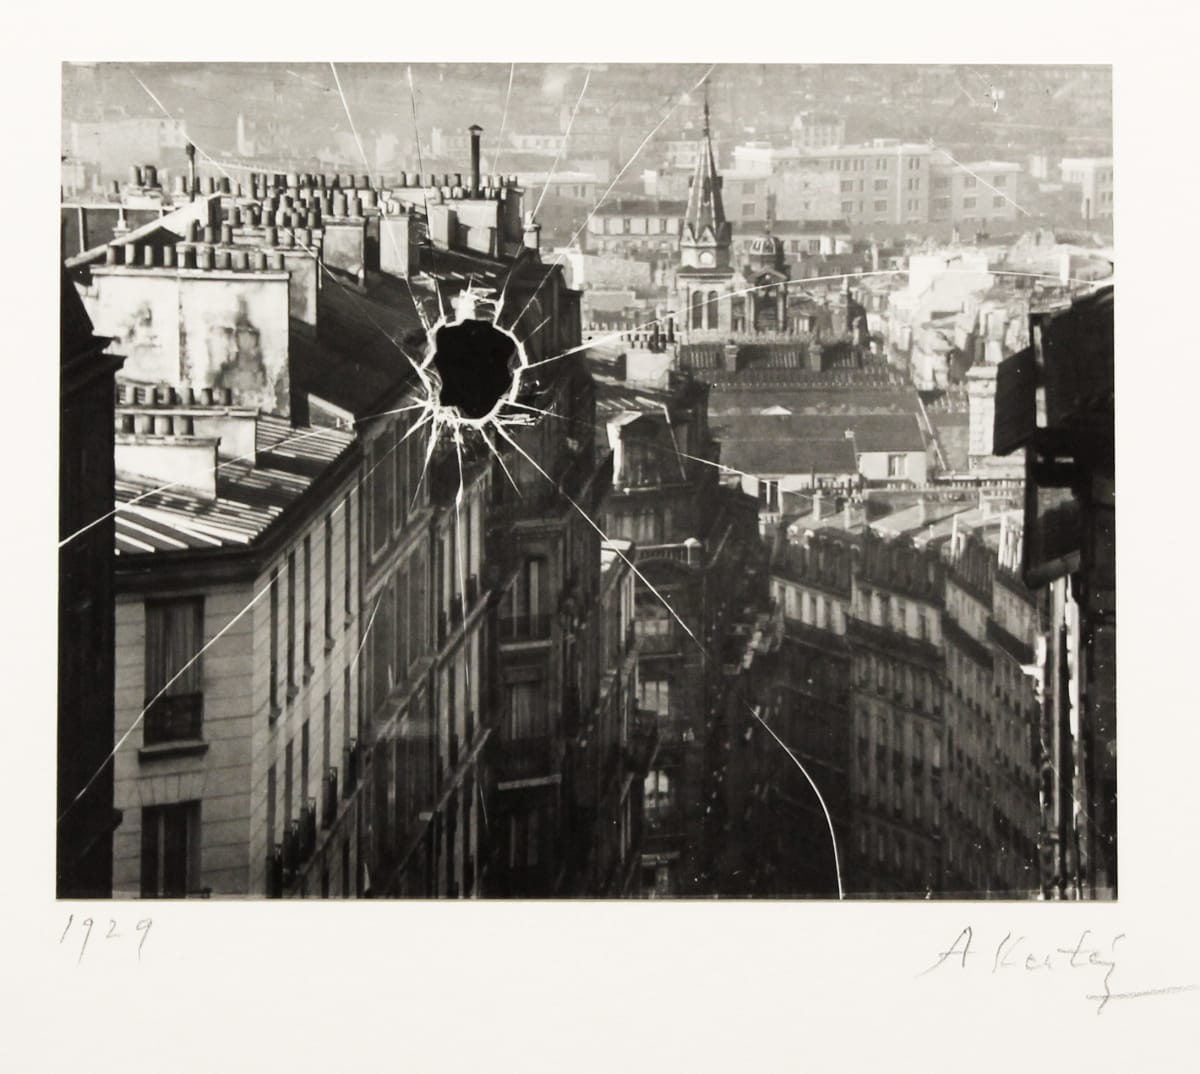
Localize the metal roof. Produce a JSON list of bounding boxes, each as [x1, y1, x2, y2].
[[114, 416, 354, 555]]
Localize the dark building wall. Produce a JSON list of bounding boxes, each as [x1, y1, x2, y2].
[[59, 271, 124, 897]]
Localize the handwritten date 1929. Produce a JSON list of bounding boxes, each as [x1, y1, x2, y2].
[[59, 914, 152, 964]]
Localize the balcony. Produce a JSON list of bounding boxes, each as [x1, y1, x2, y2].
[[499, 613, 553, 643], [493, 735, 558, 786], [986, 616, 1034, 667], [142, 692, 203, 746]]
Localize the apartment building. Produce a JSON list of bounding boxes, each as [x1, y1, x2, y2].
[[928, 160, 1024, 229], [846, 530, 946, 897]]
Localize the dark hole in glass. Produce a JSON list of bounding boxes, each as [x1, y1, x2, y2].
[[431, 319, 517, 420]]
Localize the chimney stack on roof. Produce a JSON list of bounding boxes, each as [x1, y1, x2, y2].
[[469, 124, 483, 197]]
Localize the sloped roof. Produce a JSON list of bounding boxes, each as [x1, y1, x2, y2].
[[114, 415, 354, 555], [715, 412, 927, 453], [721, 436, 857, 476]]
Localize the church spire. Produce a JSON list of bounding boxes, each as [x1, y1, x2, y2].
[[680, 79, 729, 266]]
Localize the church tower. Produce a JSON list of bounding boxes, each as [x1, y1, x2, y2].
[[679, 95, 731, 270], [675, 89, 736, 337]]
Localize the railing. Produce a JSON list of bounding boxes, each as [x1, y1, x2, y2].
[[342, 739, 360, 799], [493, 735, 557, 785], [322, 767, 339, 828], [499, 613, 553, 642], [633, 542, 698, 566], [143, 692, 203, 745]]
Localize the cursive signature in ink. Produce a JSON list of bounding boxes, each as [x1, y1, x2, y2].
[[918, 926, 1127, 1013]]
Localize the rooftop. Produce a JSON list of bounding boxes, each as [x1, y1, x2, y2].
[[114, 413, 354, 555]]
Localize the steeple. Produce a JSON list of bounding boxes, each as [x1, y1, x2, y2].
[[679, 81, 730, 270]]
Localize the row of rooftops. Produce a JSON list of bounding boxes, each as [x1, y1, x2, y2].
[[75, 134, 568, 565]]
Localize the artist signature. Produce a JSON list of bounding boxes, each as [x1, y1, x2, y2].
[[919, 926, 1130, 1013]]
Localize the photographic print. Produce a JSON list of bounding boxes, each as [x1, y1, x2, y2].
[[58, 61, 1114, 901]]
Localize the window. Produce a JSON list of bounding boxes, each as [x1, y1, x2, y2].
[[873, 179, 888, 192], [508, 809, 543, 869], [933, 176, 950, 191], [690, 289, 704, 329], [887, 454, 908, 478], [644, 769, 674, 821], [369, 436, 393, 557], [841, 201, 853, 215], [963, 176, 977, 188], [706, 290, 720, 328], [962, 197, 976, 209], [639, 679, 670, 718], [303, 535, 312, 674], [993, 196, 1005, 208], [393, 423, 408, 532], [286, 550, 298, 694], [144, 598, 204, 744], [323, 516, 333, 646], [993, 174, 1007, 187], [505, 680, 548, 739], [266, 763, 277, 855], [301, 720, 311, 807], [269, 571, 280, 711], [321, 694, 331, 826], [840, 179, 854, 193], [907, 177, 920, 191], [934, 197, 950, 211], [343, 493, 353, 618], [141, 801, 200, 897], [873, 199, 887, 212]]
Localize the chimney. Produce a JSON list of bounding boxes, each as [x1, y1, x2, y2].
[[186, 142, 197, 201], [469, 124, 483, 196], [522, 211, 541, 255]]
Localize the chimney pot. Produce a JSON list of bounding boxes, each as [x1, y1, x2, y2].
[[106, 244, 119, 266], [144, 164, 158, 188], [129, 165, 143, 187], [232, 248, 249, 271], [173, 174, 187, 195], [264, 225, 278, 246], [297, 227, 312, 247], [252, 249, 267, 272], [228, 205, 242, 228], [332, 192, 347, 217], [196, 245, 213, 270], [306, 209, 319, 229], [356, 175, 369, 190], [278, 228, 294, 249], [271, 252, 285, 271], [220, 223, 233, 245], [286, 173, 299, 189], [214, 249, 231, 270], [143, 244, 155, 268]]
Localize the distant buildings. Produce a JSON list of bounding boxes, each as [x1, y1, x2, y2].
[[1059, 157, 1113, 221]]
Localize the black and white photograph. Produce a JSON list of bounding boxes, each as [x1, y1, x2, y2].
[[56, 59, 1116, 903], [8, 5, 1200, 1068]]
